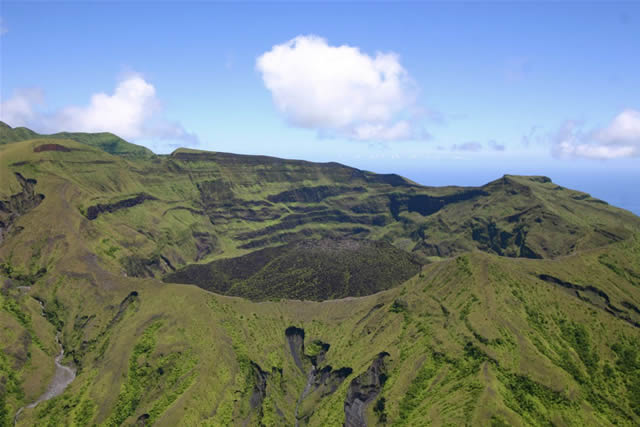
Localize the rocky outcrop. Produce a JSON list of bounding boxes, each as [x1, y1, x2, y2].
[[267, 185, 366, 203], [309, 366, 353, 398], [470, 219, 542, 259], [538, 274, 640, 328], [234, 210, 387, 242], [388, 189, 487, 219], [237, 227, 370, 250], [242, 361, 286, 425], [197, 179, 287, 223], [286, 326, 307, 374], [68, 290, 141, 367], [284, 327, 354, 425], [120, 254, 174, 278], [249, 361, 269, 411], [344, 352, 390, 427], [107, 291, 140, 328], [192, 231, 218, 261], [85, 193, 157, 220], [135, 413, 150, 426], [0, 173, 45, 245]]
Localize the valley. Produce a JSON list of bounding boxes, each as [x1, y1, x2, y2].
[[1, 122, 640, 426]]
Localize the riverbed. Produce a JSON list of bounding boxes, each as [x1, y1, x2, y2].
[[13, 301, 76, 425]]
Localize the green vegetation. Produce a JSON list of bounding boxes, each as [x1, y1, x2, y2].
[[0, 121, 152, 158], [560, 320, 599, 375], [501, 372, 573, 424], [165, 238, 421, 301], [389, 298, 409, 314], [108, 322, 164, 426], [612, 337, 640, 416], [1, 124, 640, 425], [107, 321, 197, 426], [395, 352, 443, 423]]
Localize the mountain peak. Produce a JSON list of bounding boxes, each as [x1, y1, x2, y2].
[[1, 127, 640, 426], [0, 122, 153, 158]]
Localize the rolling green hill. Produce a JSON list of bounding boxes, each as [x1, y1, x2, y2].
[[0, 121, 153, 158], [1, 126, 640, 426]]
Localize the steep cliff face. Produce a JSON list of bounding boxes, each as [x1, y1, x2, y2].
[[344, 352, 389, 427], [0, 173, 45, 245], [85, 193, 157, 220], [2, 129, 640, 426], [284, 326, 354, 425]]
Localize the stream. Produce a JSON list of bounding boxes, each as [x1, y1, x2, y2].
[[13, 300, 76, 426], [294, 366, 318, 427]]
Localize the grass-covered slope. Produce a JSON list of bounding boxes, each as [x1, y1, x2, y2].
[[0, 129, 640, 426], [0, 121, 153, 158], [0, 122, 38, 144], [4, 129, 639, 287], [4, 231, 640, 426]]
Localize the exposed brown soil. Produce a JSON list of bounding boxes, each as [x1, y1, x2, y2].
[[33, 144, 73, 152]]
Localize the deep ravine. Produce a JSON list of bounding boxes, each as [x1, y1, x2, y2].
[[294, 367, 317, 427], [13, 300, 76, 426]]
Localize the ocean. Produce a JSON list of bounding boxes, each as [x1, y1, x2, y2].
[[401, 169, 640, 216]]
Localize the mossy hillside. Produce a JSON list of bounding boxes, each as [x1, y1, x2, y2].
[[0, 122, 39, 145], [0, 121, 153, 158], [4, 132, 639, 289], [0, 283, 58, 423], [5, 235, 640, 426], [1, 128, 640, 424]]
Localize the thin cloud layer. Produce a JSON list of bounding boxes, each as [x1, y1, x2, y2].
[[257, 35, 424, 141], [552, 110, 640, 159], [0, 74, 197, 146], [447, 141, 506, 152], [451, 142, 483, 152]]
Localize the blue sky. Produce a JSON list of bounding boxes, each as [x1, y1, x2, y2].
[[1, 1, 639, 212]]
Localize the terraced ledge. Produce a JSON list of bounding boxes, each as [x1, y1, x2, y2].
[[85, 193, 157, 220], [388, 189, 488, 218], [537, 274, 640, 328], [33, 143, 73, 152], [266, 185, 366, 203], [234, 210, 388, 241]]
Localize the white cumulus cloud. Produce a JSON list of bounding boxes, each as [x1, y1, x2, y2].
[[0, 88, 44, 127], [51, 74, 158, 139], [256, 35, 424, 141], [0, 74, 197, 147], [552, 110, 640, 160], [596, 109, 640, 145]]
